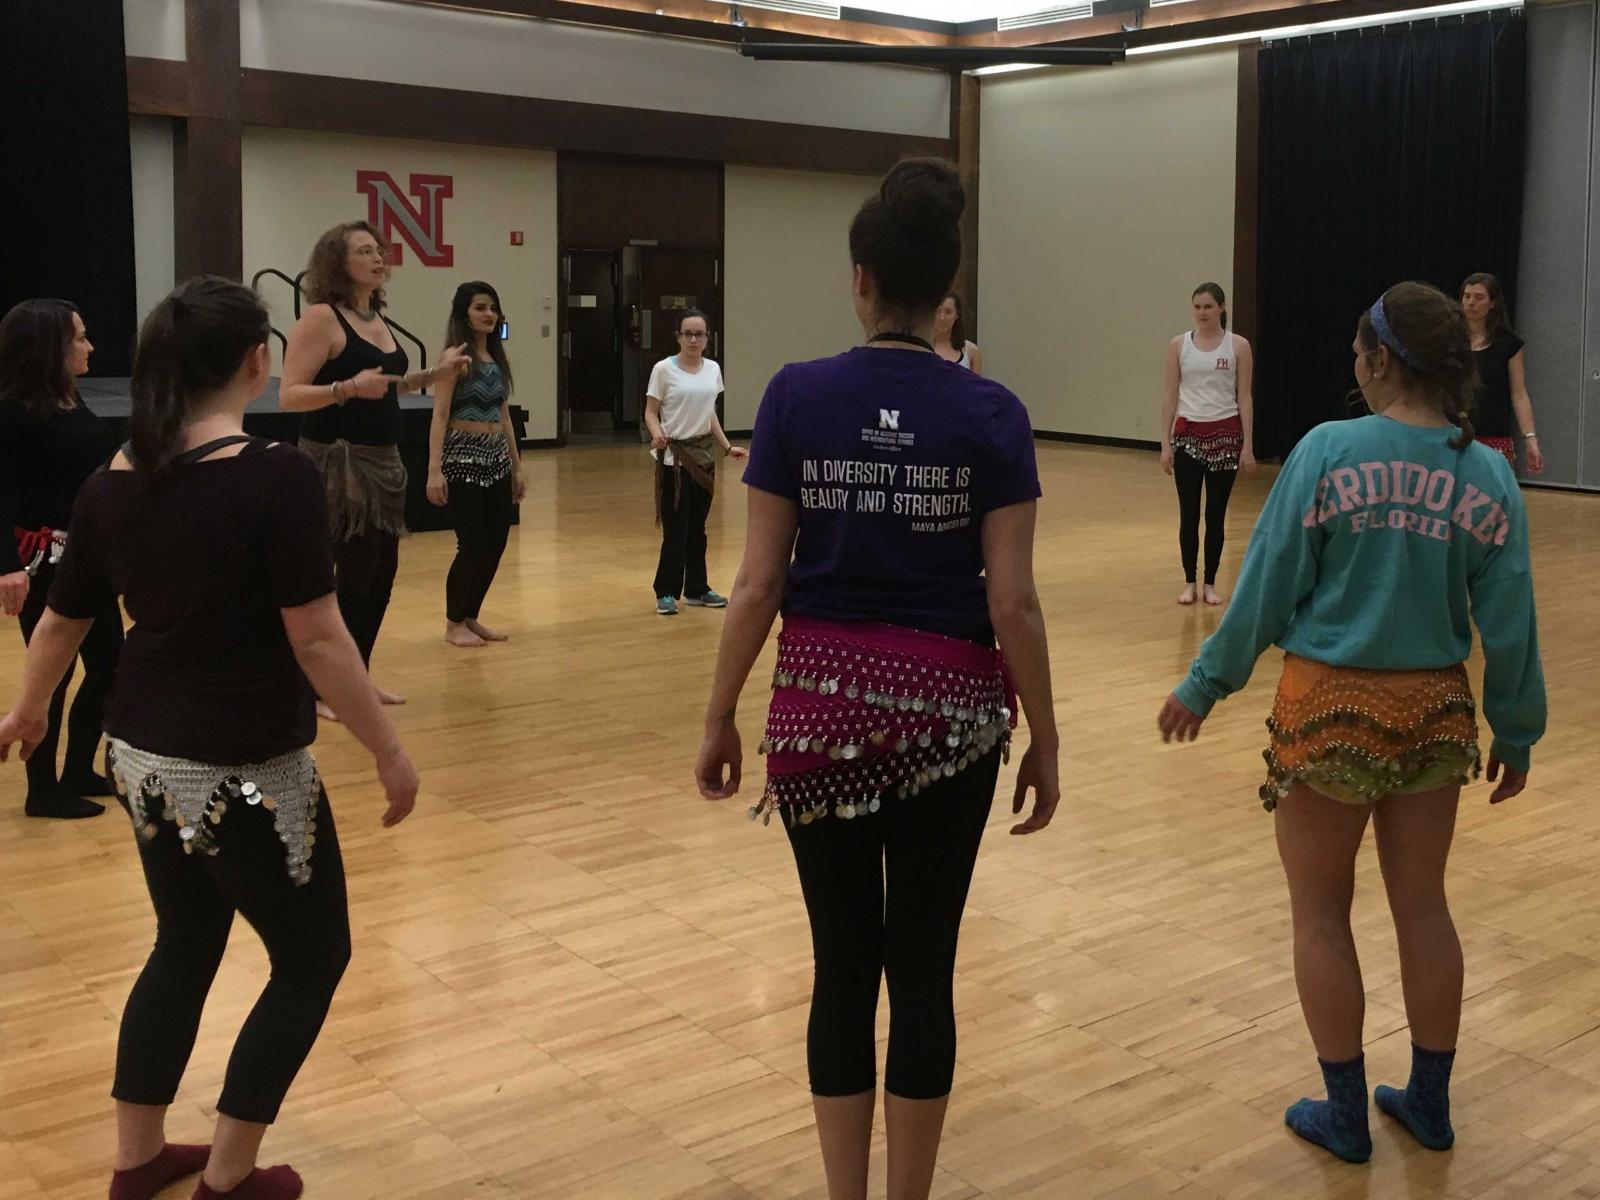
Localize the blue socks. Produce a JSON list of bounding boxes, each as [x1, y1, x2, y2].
[[1375, 1043, 1456, 1151], [1285, 1054, 1373, 1164]]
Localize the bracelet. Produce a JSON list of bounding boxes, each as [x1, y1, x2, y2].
[[330, 380, 345, 405], [1524, 431, 1537, 439]]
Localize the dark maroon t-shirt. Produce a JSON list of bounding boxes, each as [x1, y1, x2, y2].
[[49, 444, 335, 763], [743, 347, 1041, 644]]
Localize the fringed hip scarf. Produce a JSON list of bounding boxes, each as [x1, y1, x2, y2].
[[1173, 415, 1244, 472], [299, 438, 407, 541], [13, 526, 66, 576], [750, 616, 1018, 828], [107, 739, 325, 886], [655, 434, 717, 526]]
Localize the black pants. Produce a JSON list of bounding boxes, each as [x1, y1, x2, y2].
[[785, 752, 1000, 1099], [334, 528, 398, 667], [653, 465, 712, 601], [1173, 451, 1238, 585], [17, 560, 123, 796], [113, 787, 350, 1125], [445, 475, 513, 623]]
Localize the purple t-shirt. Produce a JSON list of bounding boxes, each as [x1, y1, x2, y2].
[[743, 346, 1041, 643]]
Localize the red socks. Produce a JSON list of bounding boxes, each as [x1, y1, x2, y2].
[[192, 1165, 303, 1200], [110, 1144, 210, 1200]]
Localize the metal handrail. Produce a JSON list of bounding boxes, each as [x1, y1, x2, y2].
[[250, 266, 429, 382]]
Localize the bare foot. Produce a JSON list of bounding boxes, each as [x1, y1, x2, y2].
[[316, 700, 340, 723], [376, 687, 407, 706], [446, 621, 487, 648], [1177, 583, 1198, 606], [1203, 585, 1226, 606], [464, 619, 507, 642]]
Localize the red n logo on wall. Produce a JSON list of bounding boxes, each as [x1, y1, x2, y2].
[[355, 171, 455, 266]]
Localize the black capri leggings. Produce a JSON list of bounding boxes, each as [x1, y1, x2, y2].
[[785, 751, 1000, 1100], [113, 784, 350, 1125], [1173, 450, 1237, 586]]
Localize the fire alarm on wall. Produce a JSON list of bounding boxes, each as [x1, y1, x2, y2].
[[510, 231, 524, 246]]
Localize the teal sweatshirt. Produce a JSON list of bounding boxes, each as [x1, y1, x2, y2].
[[1175, 415, 1545, 771]]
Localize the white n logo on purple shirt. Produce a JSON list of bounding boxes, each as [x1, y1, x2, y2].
[[879, 409, 901, 431]]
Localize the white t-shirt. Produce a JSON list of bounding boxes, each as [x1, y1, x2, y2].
[[648, 356, 723, 464]]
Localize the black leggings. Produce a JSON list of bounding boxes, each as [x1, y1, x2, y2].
[[18, 560, 123, 795], [445, 475, 513, 622], [785, 752, 1000, 1100], [653, 465, 712, 601], [334, 528, 399, 667], [1173, 451, 1237, 585], [113, 786, 350, 1125]]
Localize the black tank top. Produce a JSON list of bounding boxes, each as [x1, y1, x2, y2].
[[301, 304, 408, 447]]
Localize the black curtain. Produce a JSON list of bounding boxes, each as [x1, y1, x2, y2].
[[1254, 13, 1527, 459], [0, 1, 138, 376]]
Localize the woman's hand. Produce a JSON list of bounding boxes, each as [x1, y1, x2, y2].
[[348, 367, 395, 400], [0, 708, 48, 764], [1009, 742, 1060, 835], [726, 445, 749, 460], [1158, 693, 1205, 743], [1239, 447, 1258, 473], [433, 343, 472, 383], [426, 470, 448, 507], [651, 432, 669, 451], [376, 746, 419, 827], [1486, 756, 1528, 805], [696, 719, 743, 800], [1525, 437, 1545, 475], [511, 472, 527, 504], [0, 571, 29, 618], [1160, 444, 1175, 476]]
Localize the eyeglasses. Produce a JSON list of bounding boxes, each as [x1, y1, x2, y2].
[[680, 330, 709, 340]]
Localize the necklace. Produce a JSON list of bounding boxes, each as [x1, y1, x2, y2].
[[868, 331, 934, 352], [350, 304, 377, 322]]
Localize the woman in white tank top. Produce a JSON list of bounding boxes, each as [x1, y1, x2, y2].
[[1159, 282, 1255, 606], [933, 292, 983, 375]]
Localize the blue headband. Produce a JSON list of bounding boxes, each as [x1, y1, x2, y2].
[[1367, 297, 1413, 367]]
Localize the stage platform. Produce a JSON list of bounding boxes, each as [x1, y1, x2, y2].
[[78, 378, 527, 533]]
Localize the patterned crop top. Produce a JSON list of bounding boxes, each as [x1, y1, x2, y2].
[[451, 361, 507, 423]]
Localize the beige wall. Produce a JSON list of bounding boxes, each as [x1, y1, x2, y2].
[[241, 128, 560, 440], [238, 0, 948, 140], [723, 166, 875, 430], [977, 50, 1239, 441], [130, 116, 176, 325]]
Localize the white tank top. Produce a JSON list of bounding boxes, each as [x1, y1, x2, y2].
[[1178, 330, 1238, 422]]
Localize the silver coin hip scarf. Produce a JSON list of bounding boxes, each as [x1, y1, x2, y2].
[[107, 739, 325, 886], [752, 616, 1017, 828]]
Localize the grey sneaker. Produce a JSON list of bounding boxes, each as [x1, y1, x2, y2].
[[683, 590, 728, 609], [656, 596, 679, 616]]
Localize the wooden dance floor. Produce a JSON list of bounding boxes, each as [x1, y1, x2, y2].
[[2, 442, 1597, 1199]]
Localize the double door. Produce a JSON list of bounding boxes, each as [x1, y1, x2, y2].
[[562, 244, 721, 436]]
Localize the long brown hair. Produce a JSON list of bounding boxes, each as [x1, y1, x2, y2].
[[303, 221, 389, 313], [447, 280, 513, 394], [0, 299, 81, 421], [1356, 281, 1476, 450], [942, 292, 968, 351], [1460, 272, 1516, 342]]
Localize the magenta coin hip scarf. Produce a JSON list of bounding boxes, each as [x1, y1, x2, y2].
[[750, 616, 1017, 828]]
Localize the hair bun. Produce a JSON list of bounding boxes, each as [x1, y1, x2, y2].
[[880, 158, 964, 236]]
